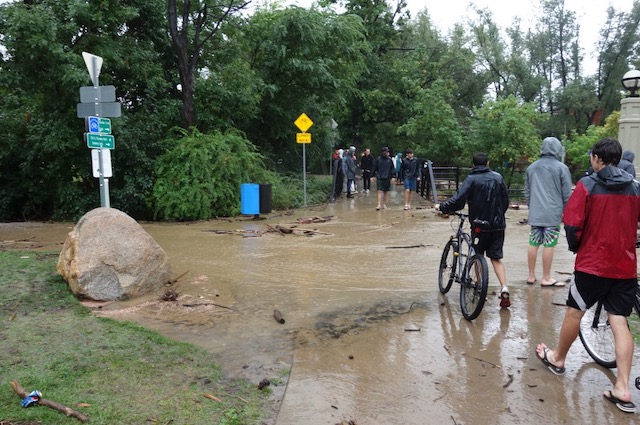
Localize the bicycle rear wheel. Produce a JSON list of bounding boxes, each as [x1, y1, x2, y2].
[[460, 254, 489, 320], [579, 302, 617, 368], [438, 239, 457, 294]]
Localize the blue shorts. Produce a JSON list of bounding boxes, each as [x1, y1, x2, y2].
[[404, 179, 417, 191]]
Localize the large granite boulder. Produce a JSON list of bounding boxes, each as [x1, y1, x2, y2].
[[57, 208, 172, 301]]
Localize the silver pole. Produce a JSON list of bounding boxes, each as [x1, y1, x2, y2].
[[93, 56, 110, 208]]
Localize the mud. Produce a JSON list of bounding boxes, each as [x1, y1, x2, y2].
[[1, 185, 639, 425]]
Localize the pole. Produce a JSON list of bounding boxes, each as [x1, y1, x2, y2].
[[303, 143, 307, 206], [92, 56, 110, 208]]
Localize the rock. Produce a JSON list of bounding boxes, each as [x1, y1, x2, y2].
[[57, 208, 172, 301]]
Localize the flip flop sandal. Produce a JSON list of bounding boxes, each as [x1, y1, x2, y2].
[[535, 347, 565, 375], [603, 390, 637, 413]]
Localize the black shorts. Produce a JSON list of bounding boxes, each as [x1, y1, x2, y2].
[[473, 229, 504, 260], [567, 271, 637, 316]]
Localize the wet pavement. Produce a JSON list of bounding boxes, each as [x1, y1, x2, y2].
[[1, 184, 639, 424]]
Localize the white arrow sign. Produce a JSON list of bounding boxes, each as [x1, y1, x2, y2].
[[82, 52, 103, 86]]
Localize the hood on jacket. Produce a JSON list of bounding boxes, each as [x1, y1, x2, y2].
[[622, 150, 635, 163], [593, 165, 634, 191], [540, 137, 563, 160]]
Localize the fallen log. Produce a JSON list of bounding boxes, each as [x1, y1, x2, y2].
[[10, 380, 88, 423]]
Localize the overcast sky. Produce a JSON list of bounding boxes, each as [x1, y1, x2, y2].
[[280, 0, 636, 75]]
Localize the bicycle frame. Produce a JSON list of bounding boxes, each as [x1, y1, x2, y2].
[[438, 211, 489, 320]]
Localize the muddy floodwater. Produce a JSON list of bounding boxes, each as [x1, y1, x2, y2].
[[2, 185, 640, 424]]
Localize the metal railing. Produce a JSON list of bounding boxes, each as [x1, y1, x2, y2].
[[418, 165, 525, 202]]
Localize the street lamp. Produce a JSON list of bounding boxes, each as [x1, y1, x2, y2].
[[621, 69, 640, 97]]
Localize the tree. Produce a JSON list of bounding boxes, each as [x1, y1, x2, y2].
[[240, 5, 368, 171], [167, 0, 250, 129], [469, 96, 543, 179]]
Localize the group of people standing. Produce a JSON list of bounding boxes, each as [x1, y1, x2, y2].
[[437, 136, 639, 414], [332, 146, 422, 211]]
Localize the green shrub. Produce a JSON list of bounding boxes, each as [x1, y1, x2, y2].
[[152, 128, 268, 220]]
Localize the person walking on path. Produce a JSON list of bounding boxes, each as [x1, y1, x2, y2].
[[360, 148, 374, 193], [372, 147, 394, 210], [535, 138, 640, 414], [524, 136, 572, 287], [399, 148, 420, 210], [344, 146, 357, 198], [394, 152, 402, 184], [435, 152, 511, 308]]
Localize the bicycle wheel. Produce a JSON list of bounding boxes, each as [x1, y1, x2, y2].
[[579, 302, 616, 368], [438, 239, 457, 294], [460, 254, 489, 321]]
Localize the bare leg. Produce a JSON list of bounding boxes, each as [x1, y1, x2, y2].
[[608, 313, 634, 402], [527, 245, 539, 283], [541, 247, 555, 284], [404, 189, 410, 208], [382, 191, 389, 208], [537, 306, 585, 369], [490, 258, 507, 288], [376, 190, 383, 209]]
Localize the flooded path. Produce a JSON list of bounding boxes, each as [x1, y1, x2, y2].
[[1, 185, 639, 424]]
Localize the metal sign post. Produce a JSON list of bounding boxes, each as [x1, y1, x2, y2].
[[82, 52, 110, 207], [294, 113, 314, 206]]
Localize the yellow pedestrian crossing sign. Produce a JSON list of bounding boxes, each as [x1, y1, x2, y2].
[[294, 113, 313, 133]]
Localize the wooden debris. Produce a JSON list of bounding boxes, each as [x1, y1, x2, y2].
[[182, 302, 234, 310], [10, 380, 88, 423], [265, 223, 286, 236], [203, 393, 222, 402], [274, 309, 285, 324], [296, 216, 333, 224], [385, 244, 427, 249]]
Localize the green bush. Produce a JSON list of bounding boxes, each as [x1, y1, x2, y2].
[[152, 128, 269, 220]]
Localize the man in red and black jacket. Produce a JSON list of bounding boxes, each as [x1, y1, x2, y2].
[[535, 138, 640, 414]]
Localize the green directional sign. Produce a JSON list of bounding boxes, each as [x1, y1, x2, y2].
[[85, 133, 115, 149]]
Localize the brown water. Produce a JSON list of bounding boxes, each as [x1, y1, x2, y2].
[[2, 185, 639, 424]]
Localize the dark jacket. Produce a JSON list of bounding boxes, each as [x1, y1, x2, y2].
[[373, 155, 394, 179], [360, 154, 374, 172], [400, 157, 421, 180], [439, 165, 509, 230], [564, 165, 640, 279]]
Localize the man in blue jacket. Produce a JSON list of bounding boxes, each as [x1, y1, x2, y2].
[[436, 152, 511, 307]]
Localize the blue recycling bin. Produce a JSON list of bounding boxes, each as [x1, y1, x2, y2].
[[240, 183, 260, 215]]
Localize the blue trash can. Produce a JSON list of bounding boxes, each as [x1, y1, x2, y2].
[[240, 183, 260, 215]]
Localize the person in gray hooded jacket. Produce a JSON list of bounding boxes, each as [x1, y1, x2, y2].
[[524, 137, 573, 287], [618, 150, 636, 178]]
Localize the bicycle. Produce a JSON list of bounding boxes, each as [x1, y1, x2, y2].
[[579, 283, 640, 370], [437, 211, 489, 320]]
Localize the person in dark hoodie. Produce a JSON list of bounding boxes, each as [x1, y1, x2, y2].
[[535, 138, 640, 414], [618, 149, 636, 178], [524, 137, 573, 287], [435, 152, 511, 308]]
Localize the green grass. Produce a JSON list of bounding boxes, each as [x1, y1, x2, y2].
[[0, 251, 269, 425]]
